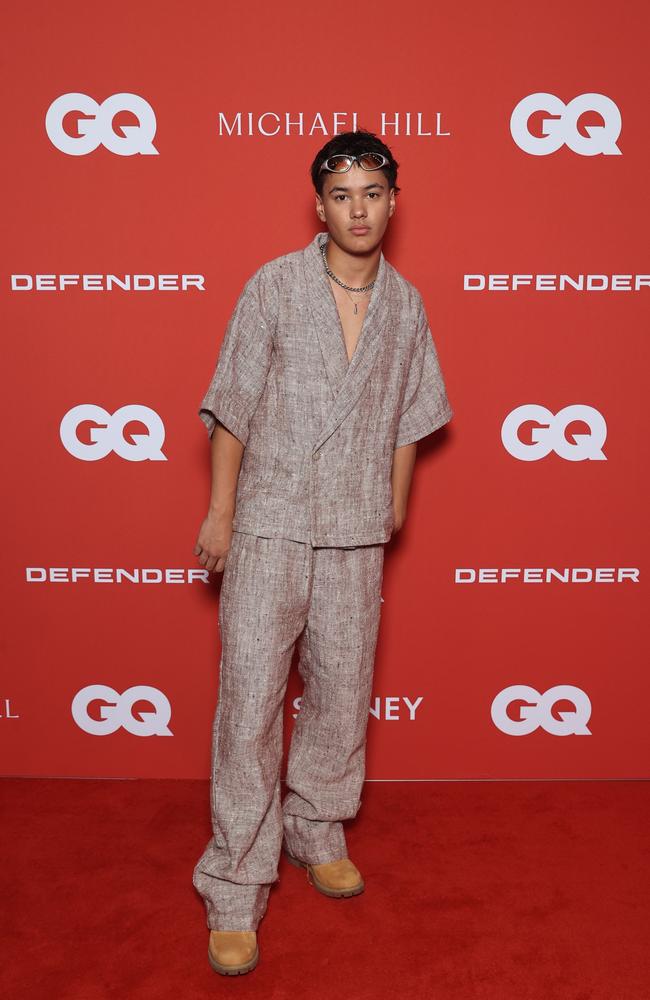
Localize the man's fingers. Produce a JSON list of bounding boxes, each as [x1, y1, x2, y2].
[[194, 541, 229, 573], [201, 553, 228, 573]]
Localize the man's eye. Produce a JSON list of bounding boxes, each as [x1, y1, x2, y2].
[[334, 193, 379, 201]]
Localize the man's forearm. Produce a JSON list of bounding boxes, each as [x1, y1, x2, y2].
[[391, 441, 417, 530], [208, 422, 245, 518]]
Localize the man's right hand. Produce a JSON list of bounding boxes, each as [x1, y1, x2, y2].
[[194, 511, 234, 573]]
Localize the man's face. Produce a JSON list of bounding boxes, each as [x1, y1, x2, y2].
[[316, 163, 395, 254]]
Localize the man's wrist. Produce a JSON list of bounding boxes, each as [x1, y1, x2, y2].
[[208, 499, 235, 519]]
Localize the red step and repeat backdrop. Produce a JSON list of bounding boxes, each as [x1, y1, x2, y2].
[[3, 2, 648, 779]]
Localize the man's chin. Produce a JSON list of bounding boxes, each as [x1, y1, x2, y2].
[[337, 232, 380, 255]]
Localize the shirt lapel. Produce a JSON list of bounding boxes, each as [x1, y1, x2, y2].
[[304, 231, 390, 451]]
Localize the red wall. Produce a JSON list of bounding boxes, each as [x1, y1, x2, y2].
[[3, 1, 648, 778]]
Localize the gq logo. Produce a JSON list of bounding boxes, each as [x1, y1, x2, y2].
[[60, 404, 167, 461], [72, 685, 173, 736], [491, 685, 592, 736], [45, 93, 158, 156], [501, 404, 607, 462], [510, 92, 621, 156]]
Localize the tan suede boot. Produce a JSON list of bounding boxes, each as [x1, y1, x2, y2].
[[208, 930, 259, 975], [283, 850, 365, 897]]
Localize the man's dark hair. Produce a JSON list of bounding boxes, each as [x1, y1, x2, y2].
[[310, 128, 401, 197]]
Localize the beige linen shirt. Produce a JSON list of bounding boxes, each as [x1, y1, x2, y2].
[[198, 231, 453, 546]]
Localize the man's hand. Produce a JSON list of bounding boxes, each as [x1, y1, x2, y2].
[[391, 500, 407, 536], [194, 511, 234, 573]]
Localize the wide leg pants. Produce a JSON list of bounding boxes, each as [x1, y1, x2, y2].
[[192, 529, 385, 931]]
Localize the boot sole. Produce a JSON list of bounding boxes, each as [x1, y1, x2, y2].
[[208, 942, 259, 976], [283, 849, 365, 897]]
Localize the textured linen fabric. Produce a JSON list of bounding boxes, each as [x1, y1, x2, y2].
[[198, 231, 453, 546], [192, 530, 385, 931]]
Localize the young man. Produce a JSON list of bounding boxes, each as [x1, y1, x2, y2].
[[192, 129, 453, 975]]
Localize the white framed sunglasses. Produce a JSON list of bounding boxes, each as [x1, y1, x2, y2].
[[318, 151, 390, 174]]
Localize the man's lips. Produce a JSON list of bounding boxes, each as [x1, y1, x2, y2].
[[350, 226, 370, 234]]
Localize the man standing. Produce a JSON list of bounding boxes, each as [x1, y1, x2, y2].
[[193, 129, 453, 975]]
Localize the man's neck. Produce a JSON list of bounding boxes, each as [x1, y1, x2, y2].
[[324, 235, 380, 287]]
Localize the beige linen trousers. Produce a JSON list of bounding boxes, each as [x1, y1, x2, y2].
[[192, 530, 385, 930]]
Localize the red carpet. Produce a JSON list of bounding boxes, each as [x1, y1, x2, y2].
[[2, 778, 648, 999]]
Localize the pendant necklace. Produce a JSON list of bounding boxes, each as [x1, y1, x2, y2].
[[318, 233, 375, 315]]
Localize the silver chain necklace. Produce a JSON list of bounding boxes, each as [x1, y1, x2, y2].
[[318, 234, 376, 315]]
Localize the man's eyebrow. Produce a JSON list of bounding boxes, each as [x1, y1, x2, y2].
[[327, 182, 385, 194]]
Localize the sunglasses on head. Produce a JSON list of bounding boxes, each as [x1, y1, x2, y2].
[[318, 152, 390, 174]]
